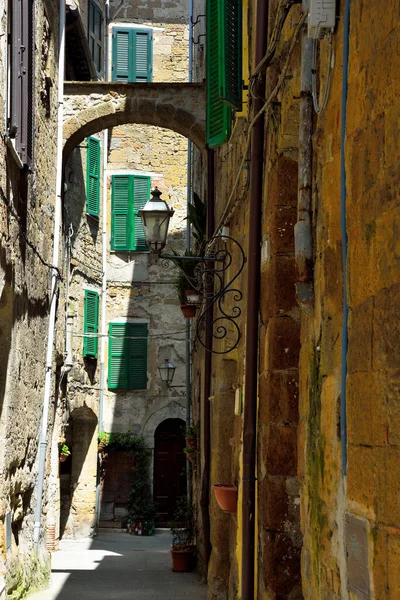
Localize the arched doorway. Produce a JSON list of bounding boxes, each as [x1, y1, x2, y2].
[[154, 418, 186, 527]]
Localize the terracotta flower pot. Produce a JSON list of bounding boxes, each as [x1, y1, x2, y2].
[[180, 304, 197, 319], [98, 444, 105, 453], [185, 289, 200, 304], [212, 484, 238, 513], [185, 437, 197, 450], [170, 545, 196, 572], [59, 454, 68, 463]]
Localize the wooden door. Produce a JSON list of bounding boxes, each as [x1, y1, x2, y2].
[[99, 450, 133, 523], [154, 419, 186, 526]]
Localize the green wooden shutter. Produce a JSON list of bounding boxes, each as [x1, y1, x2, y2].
[[128, 323, 148, 389], [133, 176, 150, 251], [219, 0, 242, 110], [112, 28, 131, 82], [112, 28, 152, 82], [134, 30, 152, 82], [86, 137, 100, 215], [88, 0, 103, 75], [108, 323, 128, 389], [111, 175, 132, 250], [83, 290, 99, 358], [206, 0, 232, 148]]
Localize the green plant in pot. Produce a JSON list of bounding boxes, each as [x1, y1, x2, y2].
[[185, 424, 197, 449], [59, 444, 71, 463], [174, 270, 198, 319], [169, 497, 196, 572]]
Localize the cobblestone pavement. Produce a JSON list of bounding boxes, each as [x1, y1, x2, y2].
[[27, 531, 206, 600]]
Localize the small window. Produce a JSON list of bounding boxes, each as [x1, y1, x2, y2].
[[108, 323, 148, 389], [88, 0, 103, 76], [7, 0, 35, 166], [111, 175, 150, 251], [83, 291, 99, 358], [86, 137, 101, 216], [112, 27, 152, 82]]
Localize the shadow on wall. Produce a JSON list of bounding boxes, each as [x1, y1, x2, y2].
[[65, 148, 99, 248], [60, 405, 97, 538]]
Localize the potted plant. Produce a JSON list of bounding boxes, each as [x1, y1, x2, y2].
[[98, 431, 109, 452], [185, 424, 197, 449], [183, 446, 197, 466], [174, 271, 197, 319], [169, 497, 196, 572], [59, 444, 71, 463], [212, 484, 238, 513]]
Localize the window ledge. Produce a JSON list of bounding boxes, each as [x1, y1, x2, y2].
[[4, 136, 24, 170]]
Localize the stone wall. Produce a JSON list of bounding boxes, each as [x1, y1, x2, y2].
[[0, 1, 61, 596], [300, 1, 400, 598]]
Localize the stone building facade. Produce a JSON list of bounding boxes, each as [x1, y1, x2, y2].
[[0, 0, 61, 597]]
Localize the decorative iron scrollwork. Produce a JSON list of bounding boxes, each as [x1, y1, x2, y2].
[[195, 235, 246, 354]]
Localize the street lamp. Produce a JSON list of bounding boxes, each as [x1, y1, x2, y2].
[[140, 188, 246, 355], [138, 188, 175, 254], [158, 359, 176, 386]]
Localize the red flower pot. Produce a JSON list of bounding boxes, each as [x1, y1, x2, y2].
[[170, 545, 196, 572], [212, 484, 238, 513], [180, 304, 197, 319], [185, 437, 197, 450], [59, 454, 68, 463]]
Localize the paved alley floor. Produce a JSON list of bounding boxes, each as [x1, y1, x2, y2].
[[26, 531, 206, 600]]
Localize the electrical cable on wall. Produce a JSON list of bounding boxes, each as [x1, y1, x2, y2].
[[311, 32, 334, 114]]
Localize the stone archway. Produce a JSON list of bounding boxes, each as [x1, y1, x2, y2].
[[63, 81, 206, 159]]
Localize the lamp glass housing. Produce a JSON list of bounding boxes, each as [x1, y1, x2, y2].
[[158, 359, 176, 386], [138, 188, 174, 253]]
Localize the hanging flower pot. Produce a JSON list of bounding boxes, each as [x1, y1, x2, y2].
[[180, 304, 197, 319], [59, 453, 68, 463], [185, 289, 201, 304], [185, 436, 197, 450], [212, 484, 238, 513]]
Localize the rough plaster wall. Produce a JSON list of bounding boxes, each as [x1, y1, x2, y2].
[[0, 1, 60, 596]]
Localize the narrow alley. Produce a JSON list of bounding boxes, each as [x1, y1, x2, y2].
[[26, 532, 206, 600]]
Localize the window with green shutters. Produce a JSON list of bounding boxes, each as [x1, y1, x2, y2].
[[111, 174, 150, 251], [112, 27, 152, 82], [86, 137, 101, 216], [88, 0, 103, 75], [108, 323, 148, 390], [83, 291, 99, 358], [206, 0, 242, 148]]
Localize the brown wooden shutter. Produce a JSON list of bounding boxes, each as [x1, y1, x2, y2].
[[11, 0, 34, 166]]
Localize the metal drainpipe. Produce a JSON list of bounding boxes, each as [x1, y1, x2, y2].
[[95, 0, 110, 527], [201, 148, 214, 567], [34, 0, 66, 550], [294, 0, 314, 316], [241, 0, 268, 595], [340, 0, 351, 476], [185, 0, 194, 500]]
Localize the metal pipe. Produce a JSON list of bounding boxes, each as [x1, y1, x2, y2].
[[340, 0, 351, 475], [95, 0, 110, 527], [295, 0, 314, 316], [241, 0, 268, 594], [185, 0, 194, 500], [200, 148, 214, 567], [34, 0, 66, 550]]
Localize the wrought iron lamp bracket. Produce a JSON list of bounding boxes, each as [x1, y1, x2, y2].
[[162, 235, 246, 355]]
